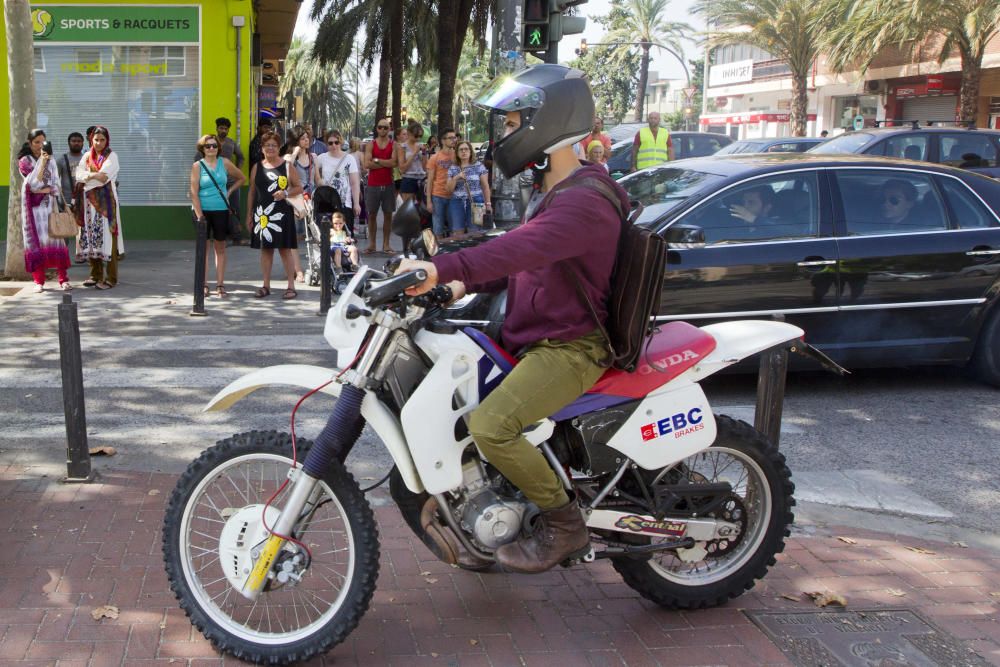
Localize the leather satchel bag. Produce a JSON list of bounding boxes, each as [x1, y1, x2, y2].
[[48, 195, 78, 238]]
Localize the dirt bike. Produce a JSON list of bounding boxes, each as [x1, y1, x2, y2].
[[162, 224, 834, 664]]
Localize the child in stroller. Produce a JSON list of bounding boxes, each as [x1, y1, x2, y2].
[[307, 186, 358, 293], [330, 211, 360, 272]]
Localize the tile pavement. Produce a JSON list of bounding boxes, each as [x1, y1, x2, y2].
[[0, 465, 997, 666]]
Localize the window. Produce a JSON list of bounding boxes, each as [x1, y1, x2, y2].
[[33, 47, 45, 73], [938, 133, 998, 168], [621, 167, 724, 226], [938, 178, 999, 228], [34, 44, 199, 205], [835, 170, 948, 236], [876, 134, 930, 161], [689, 135, 727, 157], [681, 172, 820, 244], [810, 132, 875, 154]]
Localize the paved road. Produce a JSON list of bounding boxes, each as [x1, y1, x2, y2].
[[2, 241, 997, 536]]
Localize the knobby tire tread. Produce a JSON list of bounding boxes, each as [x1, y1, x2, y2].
[[610, 415, 795, 610], [162, 430, 379, 665]]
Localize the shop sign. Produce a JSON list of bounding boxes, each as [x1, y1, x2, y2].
[[31, 5, 198, 43], [258, 86, 279, 105], [893, 76, 959, 99], [708, 59, 754, 88]]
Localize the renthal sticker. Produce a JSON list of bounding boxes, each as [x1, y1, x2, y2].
[[615, 515, 688, 536], [640, 408, 703, 441]]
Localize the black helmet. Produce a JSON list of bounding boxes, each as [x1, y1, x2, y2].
[[474, 64, 594, 178]]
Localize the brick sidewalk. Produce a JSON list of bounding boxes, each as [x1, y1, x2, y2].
[[0, 465, 997, 666]]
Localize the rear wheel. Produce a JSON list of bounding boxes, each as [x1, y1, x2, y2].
[[971, 309, 1000, 387], [162, 431, 379, 664], [611, 416, 794, 609]]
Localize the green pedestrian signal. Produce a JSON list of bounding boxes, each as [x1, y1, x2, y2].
[[528, 27, 543, 46]]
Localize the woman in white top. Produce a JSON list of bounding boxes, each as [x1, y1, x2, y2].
[[316, 130, 362, 234], [396, 121, 427, 205], [75, 126, 124, 290], [284, 128, 315, 282]]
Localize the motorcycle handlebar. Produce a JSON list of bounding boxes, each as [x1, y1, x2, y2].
[[364, 269, 428, 307]]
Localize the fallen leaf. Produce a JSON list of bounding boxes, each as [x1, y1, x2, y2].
[[419, 571, 432, 576], [781, 594, 801, 601], [165, 299, 177, 305], [159, 621, 167, 629], [836, 536, 858, 545], [905, 546, 936, 555], [988, 592, 1000, 598], [469, 639, 479, 646], [89, 446, 116, 457], [431, 653, 439, 658], [148, 489, 160, 496], [91, 605, 119, 621], [423, 577, 438, 584], [887, 588, 906, 597], [953, 541, 968, 548], [805, 591, 847, 608]]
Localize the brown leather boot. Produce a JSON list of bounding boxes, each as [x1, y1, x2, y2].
[[495, 499, 591, 573]]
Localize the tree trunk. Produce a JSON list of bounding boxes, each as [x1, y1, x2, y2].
[[790, 72, 808, 137], [389, 0, 403, 131], [435, 0, 458, 132], [958, 51, 982, 124], [375, 44, 390, 128], [633, 44, 651, 122], [5, 0, 35, 280]]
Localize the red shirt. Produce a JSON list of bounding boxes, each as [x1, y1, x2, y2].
[[368, 139, 394, 187]]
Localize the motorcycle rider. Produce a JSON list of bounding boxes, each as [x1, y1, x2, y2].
[[398, 65, 629, 573]]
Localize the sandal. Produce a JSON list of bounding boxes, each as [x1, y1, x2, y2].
[[82, 279, 97, 287], [216, 284, 228, 298], [282, 288, 297, 300], [364, 246, 377, 254], [254, 286, 271, 298], [203, 285, 210, 297], [33, 284, 44, 293], [95, 281, 113, 290]]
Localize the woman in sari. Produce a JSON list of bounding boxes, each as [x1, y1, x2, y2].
[[75, 126, 124, 289], [19, 128, 71, 292]]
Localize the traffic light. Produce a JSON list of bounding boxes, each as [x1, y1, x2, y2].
[[522, 0, 549, 57], [575, 39, 587, 57]]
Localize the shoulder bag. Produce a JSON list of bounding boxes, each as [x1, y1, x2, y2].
[[461, 167, 486, 227], [285, 155, 310, 217], [198, 160, 241, 236], [48, 194, 78, 238]]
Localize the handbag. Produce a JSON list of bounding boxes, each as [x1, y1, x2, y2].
[[48, 195, 78, 238], [286, 193, 307, 218], [462, 168, 486, 227], [198, 160, 241, 234]]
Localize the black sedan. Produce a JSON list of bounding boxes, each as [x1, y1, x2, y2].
[[447, 154, 1000, 384], [620, 154, 1000, 383]]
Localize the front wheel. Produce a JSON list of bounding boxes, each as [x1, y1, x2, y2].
[[612, 415, 794, 609], [162, 431, 379, 664]]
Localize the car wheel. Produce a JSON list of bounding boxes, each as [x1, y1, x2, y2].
[[971, 308, 1000, 387]]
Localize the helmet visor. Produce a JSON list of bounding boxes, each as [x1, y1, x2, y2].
[[474, 76, 546, 113]]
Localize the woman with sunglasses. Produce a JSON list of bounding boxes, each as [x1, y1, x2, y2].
[[316, 130, 361, 234], [191, 134, 245, 297], [246, 131, 304, 299]]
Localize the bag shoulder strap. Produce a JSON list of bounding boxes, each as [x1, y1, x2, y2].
[[199, 160, 236, 214]]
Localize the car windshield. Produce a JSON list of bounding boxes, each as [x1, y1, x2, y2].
[[808, 132, 875, 154], [716, 141, 767, 155], [620, 167, 723, 225]]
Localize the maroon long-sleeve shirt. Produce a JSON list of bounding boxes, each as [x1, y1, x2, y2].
[[432, 163, 628, 355]]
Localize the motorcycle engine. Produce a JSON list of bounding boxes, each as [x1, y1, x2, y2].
[[455, 459, 531, 551]]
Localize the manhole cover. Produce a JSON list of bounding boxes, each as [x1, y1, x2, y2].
[[746, 609, 989, 667]]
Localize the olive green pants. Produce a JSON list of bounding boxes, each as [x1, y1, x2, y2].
[[468, 330, 608, 510]]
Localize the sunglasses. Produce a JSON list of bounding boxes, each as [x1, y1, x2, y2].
[[328, 140, 340, 145], [883, 195, 903, 205], [204, 144, 219, 149]]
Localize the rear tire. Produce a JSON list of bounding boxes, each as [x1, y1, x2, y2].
[[162, 431, 379, 664], [971, 309, 1000, 387], [611, 416, 794, 609]]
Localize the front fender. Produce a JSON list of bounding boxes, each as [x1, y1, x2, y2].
[[203, 365, 424, 493]]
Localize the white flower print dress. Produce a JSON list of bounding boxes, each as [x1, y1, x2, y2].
[[250, 162, 296, 249]]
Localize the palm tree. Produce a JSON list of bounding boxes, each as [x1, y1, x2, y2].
[[434, 0, 491, 132], [605, 0, 692, 122], [822, 0, 1000, 123], [4, 0, 36, 279], [695, 0, 828, 136]]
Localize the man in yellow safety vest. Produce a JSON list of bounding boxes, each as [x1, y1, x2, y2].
[[630, 111, 674, 172]]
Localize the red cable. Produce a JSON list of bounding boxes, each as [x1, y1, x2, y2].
[[258, 340, 371, 567]]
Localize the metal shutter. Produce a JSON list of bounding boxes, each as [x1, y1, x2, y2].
[[902, 96, 958, 123]]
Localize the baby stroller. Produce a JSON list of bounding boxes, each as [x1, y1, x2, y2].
[[309, 186, 357, 294]]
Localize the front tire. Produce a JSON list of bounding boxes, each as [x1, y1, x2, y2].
[[162, 431, 379, 664], [971, 308, 1000, 387], [611, 415, 794, 609]]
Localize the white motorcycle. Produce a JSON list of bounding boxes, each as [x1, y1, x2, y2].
[[162, 227, 827, 664]]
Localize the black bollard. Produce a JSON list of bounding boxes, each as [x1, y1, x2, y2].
[[58, 294, 91, 482], [754, 344, 789, 448], [319, 213, 332, 315], [191, 218, 207, 316]]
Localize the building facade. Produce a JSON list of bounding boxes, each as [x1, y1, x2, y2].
[[2, 0, 299, 240], [701, 36, 1000, 140]]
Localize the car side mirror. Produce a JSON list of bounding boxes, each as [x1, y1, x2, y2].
[[662, 224, 705, 249]]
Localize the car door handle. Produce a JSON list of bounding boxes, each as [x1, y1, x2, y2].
[[796, 259, 837, 267], [966, 249, 1000, 256]]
